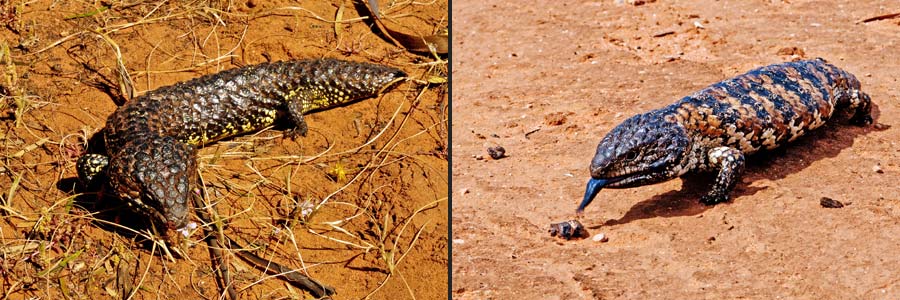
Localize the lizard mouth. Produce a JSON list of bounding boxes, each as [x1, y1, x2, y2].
[[603, 172, 657, 188], [577, 168, 666, 213]]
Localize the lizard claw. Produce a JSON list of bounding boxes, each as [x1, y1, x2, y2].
[[850, 114, 873, 126], [284, 123, 309, 140], [700, 192, 729, 206]]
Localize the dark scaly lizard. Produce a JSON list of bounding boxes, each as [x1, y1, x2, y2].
[[75, 59, 405, 297], [577, 58, 872, 216], [77, 58, 404, 230]]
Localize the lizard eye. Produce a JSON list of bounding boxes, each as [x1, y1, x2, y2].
[[624, 152, 638, 161]]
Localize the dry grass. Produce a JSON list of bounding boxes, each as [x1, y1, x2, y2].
[[0, 0, 447, 299]]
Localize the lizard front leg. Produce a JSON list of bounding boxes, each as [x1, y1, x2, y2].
[[849, 91, 873, 126], [700, 146, 745, 205]]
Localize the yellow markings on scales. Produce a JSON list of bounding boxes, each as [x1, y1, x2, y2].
[[182, 109, 278, 145], [285, 90, 295, 100], [249, 109, 278, 131], [224, 123, 237, 135], [290, 85, 358, 112], [186, 133, 203, 145]]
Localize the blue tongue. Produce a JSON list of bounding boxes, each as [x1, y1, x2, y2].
[[577, 178, 607, 213]]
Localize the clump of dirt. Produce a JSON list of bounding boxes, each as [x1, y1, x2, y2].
[[453, 1, 900, 299], [544, 112, 572, 126], [0, 1, 447, 299]]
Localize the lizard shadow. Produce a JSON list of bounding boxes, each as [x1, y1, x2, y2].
[[54, 133, 164, 248], [56, 177, 169, 252], [597, 106, 888, 228], [65, 44, 130, 106]]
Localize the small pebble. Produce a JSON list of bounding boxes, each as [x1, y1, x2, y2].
[[592, 233, 609, 242], [872, 164, 883, 173], [487, 146, 506, 159], [459, 188, 469, 195], [549, 220, 586, 240], [820, 197, 844, 208]]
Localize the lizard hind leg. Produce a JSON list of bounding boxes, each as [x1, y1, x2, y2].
[[283, 92, 310, 139], [700, 146, 745, 205]]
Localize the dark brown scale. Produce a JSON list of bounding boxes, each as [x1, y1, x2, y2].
[[78, 59, 405, 230]]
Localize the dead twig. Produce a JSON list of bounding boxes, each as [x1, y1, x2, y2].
[[859, 12, 900, 23]]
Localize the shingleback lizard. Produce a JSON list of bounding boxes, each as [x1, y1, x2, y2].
[[76, 58, 405, 232], [577, 58, 872, 220]]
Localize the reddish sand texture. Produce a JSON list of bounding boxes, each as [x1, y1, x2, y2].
[[0, 1, 447, 299], [453, 1, 899, 299]]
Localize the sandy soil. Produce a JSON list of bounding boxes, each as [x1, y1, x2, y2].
[[0, 1, 446, 299], [452, 1, 899, 299]]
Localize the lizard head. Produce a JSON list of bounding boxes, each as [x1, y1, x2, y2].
[[578, 113, 690, 213], [106, 136, 196, 233]]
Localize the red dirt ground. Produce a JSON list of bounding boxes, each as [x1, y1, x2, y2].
[[0, 1, 446, 299], [452, 1, 899, 299]]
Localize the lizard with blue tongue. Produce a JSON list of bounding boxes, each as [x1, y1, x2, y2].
[[551, 58, 873, 240]]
